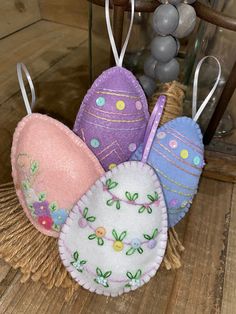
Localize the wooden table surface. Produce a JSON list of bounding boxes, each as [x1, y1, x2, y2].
[[0, 20, 236, 314]]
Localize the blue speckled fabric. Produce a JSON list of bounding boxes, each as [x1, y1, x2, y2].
[[131, 116, 205, 227]]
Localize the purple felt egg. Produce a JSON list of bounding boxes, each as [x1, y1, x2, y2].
[[73, 67, 149, 171]]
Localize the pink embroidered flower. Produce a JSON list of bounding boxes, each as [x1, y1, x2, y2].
[[33, 201, 50, 216], [38, 215, 53, 230]]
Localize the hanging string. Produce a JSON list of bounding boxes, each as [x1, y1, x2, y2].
[[105, 0, 135, 67], [192, 56, 221, 122], [141, 95, 166, 163], [17, 63, 36, 115]]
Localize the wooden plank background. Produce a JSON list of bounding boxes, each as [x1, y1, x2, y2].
[[0, 0, 41, 39], [39, 0, 88, 30]]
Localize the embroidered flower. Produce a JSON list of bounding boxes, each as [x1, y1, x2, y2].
[[88, 227, 106, 245], [94, 268, 112, 288], [143, 228, 158, 249], [125, 270, 142, 289], [51, 209, 68, 225], [126, 238, 143, 255], [24, 188, 38, 205], [38, 215, 53, 230], [33, 201, 50, 216], [71, 251, 87, 273]]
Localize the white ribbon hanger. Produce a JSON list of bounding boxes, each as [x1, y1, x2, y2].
[[192, 56, 221, 122], [105, 0, 135, 67], [17, 63, 36, 115]]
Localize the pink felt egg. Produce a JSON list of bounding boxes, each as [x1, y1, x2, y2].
[[11, 113, 104, 237]]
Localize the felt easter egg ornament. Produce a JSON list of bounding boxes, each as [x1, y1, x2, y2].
[[73, 0, 149, 171], [11, 64, 104, 237], [59, 95, 168, 296], [132, 56, 221, 227]]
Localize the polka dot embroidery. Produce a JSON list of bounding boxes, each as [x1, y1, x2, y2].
[[128, 143, 137, 152], [169, 199, 178, 207], [109, 163, 117, 170], [116, 100, 125, 111], [135, 101, 142, 110], [180, 149, 189, 159], [169, 140, 178, 149], [96, 97, 105, 106], [90, 138, 100, 148], [193, 156, 201, 166], [157, 132, 166, 140]]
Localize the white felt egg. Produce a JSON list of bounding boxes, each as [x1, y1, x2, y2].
[[59, 161, 168, 296]]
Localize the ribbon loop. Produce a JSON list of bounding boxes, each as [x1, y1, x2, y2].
[[192, 56, 221, 122], [141, 95, 166, 163], [105, 0, 135, 67], [17, 63, 36, 115]]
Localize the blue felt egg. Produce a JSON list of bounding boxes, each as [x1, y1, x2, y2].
[[131, 117, 205, 227]]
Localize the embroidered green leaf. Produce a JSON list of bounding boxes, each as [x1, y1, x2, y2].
[[104, 282, 109, 288], [119, 231, 127, 241], [138, 206, 146, 213], [96, 267, 102, 276], [137, 247, 143, 254], [104, 271, 112, 278], [49, 202, 58, 212], [87, 216, 96, 222], [126, 272, 133, 280], [97, 237, 104, 246], [125, 284, 131, 288], [30, 160, 39, 174], [112, 229, 119, 240], [147, 207, 152, 214], [116, 200, 121, 210], [73, 251, 79, 261], [109, 182, 118, 189], [126, 247, 136, 256], [125, 192, 132, 201], [143, 234, 151, 240], [132, 193, 138, 201], [88, 234, 96, 240], [53, 224, 60, 231], [80, 260, 87, 265], [106, 179, 112, 186], [106, 199, 115, 206], [135, 269, 142, 279], [83, 207, 88, 218], [154, 192, 159, 201], [105, 179, 118, 190], [38, 192, 46, 201], [147, 194, 155, 202], [28, 204, 34, 211], [152, 228, 158, 238], [22, 180, 30, 191]]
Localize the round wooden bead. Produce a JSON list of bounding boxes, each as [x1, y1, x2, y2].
[[138, 75, 156, 97], [151, 35, 178, 63], [173, 3, 196, 38], [184, 0, 196, 3], [155, 58, 180, 83], [159, 0, 182, 3], [152, 4, 179, 36], [144, 55, 158, 79]]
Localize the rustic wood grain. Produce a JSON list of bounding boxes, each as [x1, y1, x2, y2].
[[221, 184, 236, 314], [39, 0, 88, 30], [0, 0, 41, 39], [165, 178, 233, 314], [0, 178, 232, 313], [0, 20, 87, 105], [203, 150, 236, 183]]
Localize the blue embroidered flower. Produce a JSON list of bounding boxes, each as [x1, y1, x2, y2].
[[51, 209, 68, 225]]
